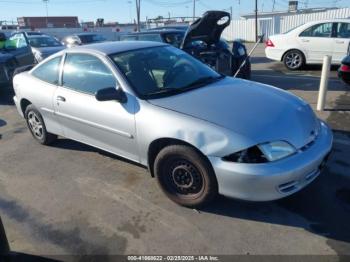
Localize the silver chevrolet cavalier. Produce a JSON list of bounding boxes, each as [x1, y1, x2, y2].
[[12, 41, 333, 207]]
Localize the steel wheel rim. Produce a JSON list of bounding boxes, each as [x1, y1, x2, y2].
[[164, 159, 204, 198], [286, 53, 302, 69], [27, 111, 44, 139]]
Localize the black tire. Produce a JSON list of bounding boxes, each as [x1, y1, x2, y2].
[[24, 104, 57, 145], [154, 145, 218, 208], [283, 50, 304, 70]]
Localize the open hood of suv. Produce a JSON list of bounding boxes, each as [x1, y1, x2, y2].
[[181, 11, 231, 48]]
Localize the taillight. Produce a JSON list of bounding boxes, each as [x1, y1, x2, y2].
[[265, 39, 275, 47], [340, 64, 350, 72]]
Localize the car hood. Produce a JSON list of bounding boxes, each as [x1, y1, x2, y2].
[[32, 46, 66, 56], [149, 77, 319, 150], [181, 11, 231, 48]]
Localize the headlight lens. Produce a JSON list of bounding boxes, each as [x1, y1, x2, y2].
[[34, 52, 43, 62], [258, 141, 296, 162]]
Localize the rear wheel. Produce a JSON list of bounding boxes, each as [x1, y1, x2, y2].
[[25, 105, 57, 145], [154, 145, 218, 208], [283, 50, 304, 70]]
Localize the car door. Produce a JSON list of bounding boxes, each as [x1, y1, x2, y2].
[[333, 22, 350, 63], [298, 22, 335, 63], [7, 33, 34, 66], [53, 52, 139, 161]]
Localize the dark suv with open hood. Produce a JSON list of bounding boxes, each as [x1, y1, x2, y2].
[[120, 11, 251, 79]]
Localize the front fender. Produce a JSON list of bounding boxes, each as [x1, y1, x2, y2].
[[135, 100, 257, 166]]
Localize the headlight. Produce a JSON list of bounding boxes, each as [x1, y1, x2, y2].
[[258, 141, 296, 162], [223, 141, 296, 164], [34, 52, 43, 62]]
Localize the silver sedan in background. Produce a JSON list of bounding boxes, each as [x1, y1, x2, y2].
[[12, 41, 333, 207]]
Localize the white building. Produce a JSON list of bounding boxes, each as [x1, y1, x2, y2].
[[223, 7, 350, 42]]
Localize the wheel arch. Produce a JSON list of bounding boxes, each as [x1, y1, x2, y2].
[[147, 137, 213, 178], [20, 98, 32, 115]]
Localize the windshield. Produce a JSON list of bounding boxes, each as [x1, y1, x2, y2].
[[28, 36, 62, 47], [110, 46, 223, 99]]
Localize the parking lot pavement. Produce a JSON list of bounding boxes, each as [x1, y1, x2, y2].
[[0, 48, 350, 259]]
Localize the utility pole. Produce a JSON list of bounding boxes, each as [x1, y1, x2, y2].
[[135, 0, 141, 32], [230, 6, 233, 18], [193, 0, 196, 22], [43, 0, 49, 27], [255, 0, 258, 42], [272, 0, 276, 12]]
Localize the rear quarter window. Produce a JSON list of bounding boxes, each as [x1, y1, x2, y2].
[[31, 56, 62, 85]]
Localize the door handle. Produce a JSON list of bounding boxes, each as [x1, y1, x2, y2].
[[301, 39, 310, 43], [336, 40, 344, 44], [56, 96, 66, 102]]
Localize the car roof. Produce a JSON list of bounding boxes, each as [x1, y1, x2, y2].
[[125, 29, 185, 35], [12, 31, 43, 35], [149, 26, 188, 31], [75, 32, 103, 36], [64, 41, 167, 55], [305, 18, 350, 24], [27, 35, 52, 38]]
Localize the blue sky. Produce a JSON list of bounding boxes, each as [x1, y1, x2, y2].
[[0, 0, 348, 23]]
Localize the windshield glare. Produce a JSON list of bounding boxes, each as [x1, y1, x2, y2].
[[110, 46, 221, 98], [29, 36, 62, 47]]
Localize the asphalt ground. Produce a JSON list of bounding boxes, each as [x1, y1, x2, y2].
[[0, 44, 349, 260]]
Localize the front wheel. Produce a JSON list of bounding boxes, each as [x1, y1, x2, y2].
[[283, 50, 304, 70], [154, 145, 218, 208], [25, 105, 57, 145]]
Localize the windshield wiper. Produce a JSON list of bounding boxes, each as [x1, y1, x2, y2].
[[181, 75, 225, 90], [146, 87, 181, 96], [146, 75, 225, 98]]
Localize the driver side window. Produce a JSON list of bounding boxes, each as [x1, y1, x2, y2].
[[62, 53, 117, 95]]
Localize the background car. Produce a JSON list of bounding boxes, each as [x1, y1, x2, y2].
[[13, 41, 332, 207], [0, 32, 34, 86], [339, 55, 350, 86], [27, 34, 65, 63], [266, 19, 350, 70], [120, 29, 185, 48], [61, 33, 107, 48], [121, 11, 251, 79], [12, 31, 45, 37]]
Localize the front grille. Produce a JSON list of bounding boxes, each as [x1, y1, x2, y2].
[[305, 170, 319, 181], [278, 181, 298, 193], [277, 169, 320, 194], [300, 139, 316, 152]]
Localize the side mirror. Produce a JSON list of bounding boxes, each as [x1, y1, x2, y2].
[[95, 87, 127, 103]]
